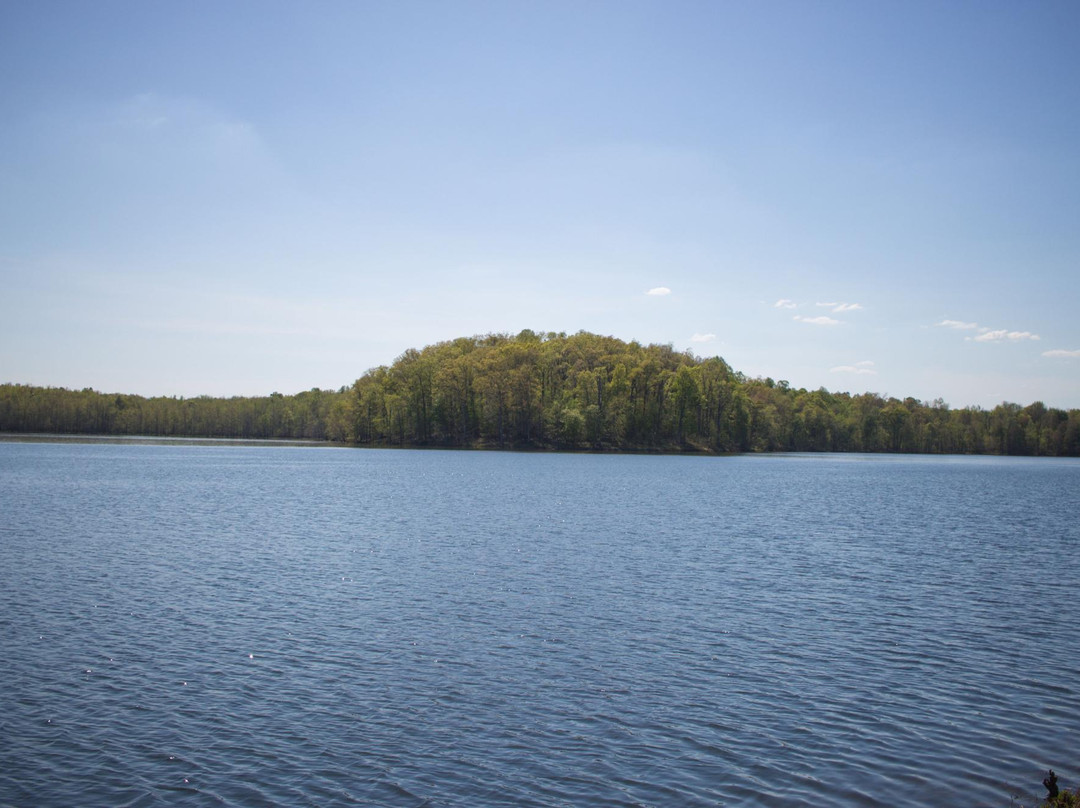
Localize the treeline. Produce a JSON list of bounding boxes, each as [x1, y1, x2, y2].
[[339, 330, 1080, 455], [2, 330, 1079, 455], [0, 385, 344, 441]]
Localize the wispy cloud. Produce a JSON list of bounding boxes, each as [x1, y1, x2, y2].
[[794, 315, 840, 326], [831, 360, 877, 375], [123, 291, 377, 341], [818, 302, 863, 313], [972, 329, 1040, 342], [647, 287, 671, 296], [133, 318, 317, 338], [1042, 349, 1080, 358], [108, 93, 268, 159], [937, 319, 978, 330], [938, 318, 1040, 343], [690, 333, 716, 343], [774, 299, 797, 309]]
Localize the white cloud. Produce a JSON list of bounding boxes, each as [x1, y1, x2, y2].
[[794, 315, 840, 326], [1042, 349, 1080, 358], [938, 319, 1040, 344], [818, 302, 863, 313], [774, 299, 797, 309], [937, 319, 978, 330], [830, 361, 877, 375], [690, 333, 716, 343], [108, 93, 267, 159], [647, 287, 671, 296], [972, 329, 1040, 342]]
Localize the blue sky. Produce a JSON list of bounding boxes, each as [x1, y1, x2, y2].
[[2, 1, 1078, 408]]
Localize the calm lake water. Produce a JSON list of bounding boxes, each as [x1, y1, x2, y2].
[[1, 442, 1078, 807]]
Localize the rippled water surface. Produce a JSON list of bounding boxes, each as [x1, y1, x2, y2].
[[1, 443, 1078, 807]]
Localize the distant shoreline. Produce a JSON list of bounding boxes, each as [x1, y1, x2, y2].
[[0, 433, 340, 449], [0, 432, 698, 454], [6, 434, 1080, 464], [4, 331, 1079, 457]]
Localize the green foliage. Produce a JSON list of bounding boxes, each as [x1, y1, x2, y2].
[[3, 330, 1079, 455], [1011, 782, 1080, 808], [0, 384, 343, 440], [1049, 791, 1080, 808]]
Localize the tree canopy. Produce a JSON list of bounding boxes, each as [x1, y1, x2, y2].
[[2, 330, 1078, 456]]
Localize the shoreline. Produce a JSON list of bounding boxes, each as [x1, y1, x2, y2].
[[0, 433, 341, 449]]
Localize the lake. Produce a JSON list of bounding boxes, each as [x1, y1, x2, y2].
[[1, 441, 1078, 806]]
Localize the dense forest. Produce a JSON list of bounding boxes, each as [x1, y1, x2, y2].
[[2, 330, 1079, 455]]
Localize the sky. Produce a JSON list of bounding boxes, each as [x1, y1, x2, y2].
[[1, 1, 1078, 409]]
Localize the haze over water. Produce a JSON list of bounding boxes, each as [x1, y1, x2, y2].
[[2, 442, 1078, 806]]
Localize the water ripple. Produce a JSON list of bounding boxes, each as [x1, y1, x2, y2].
[[1, 446, 1078, 806]]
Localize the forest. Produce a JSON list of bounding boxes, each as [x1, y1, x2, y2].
[[2, 330, 1078, 456]]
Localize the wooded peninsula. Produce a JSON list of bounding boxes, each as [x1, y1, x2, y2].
[[2, 330, 1078, 455]]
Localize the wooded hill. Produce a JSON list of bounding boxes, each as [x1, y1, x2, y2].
[[2, 330, 1078, 455]]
